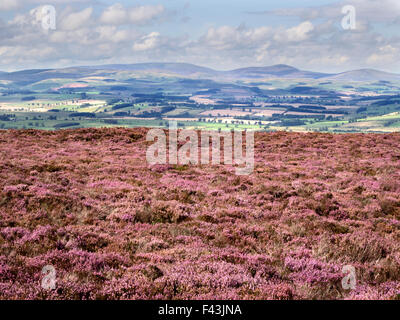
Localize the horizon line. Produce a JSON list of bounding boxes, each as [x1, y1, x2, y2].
[[1, 62, 399, 76]]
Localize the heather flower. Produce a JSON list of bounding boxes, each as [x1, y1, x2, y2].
[[0, 128, 399, 299]]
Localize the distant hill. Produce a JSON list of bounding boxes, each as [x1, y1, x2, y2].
[[88, 63, 331, 79], [325, 69, 400, 82], [0, 68, 86, 84], [73, 63, 400, 81], [226, 64, 331, 79], [86, 63, 218, 77], [1, 63, 400, 82]]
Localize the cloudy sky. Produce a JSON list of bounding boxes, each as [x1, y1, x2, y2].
[[1, 0, 400, 73]]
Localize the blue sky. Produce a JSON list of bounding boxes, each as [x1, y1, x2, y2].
[[0, 0, 400, 73]]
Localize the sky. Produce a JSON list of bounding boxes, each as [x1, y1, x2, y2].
[[0, 0, 400, 73]]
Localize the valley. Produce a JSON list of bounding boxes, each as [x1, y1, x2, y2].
[[1, 63, 400, 133]]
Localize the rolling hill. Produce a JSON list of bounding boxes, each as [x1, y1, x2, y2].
[[325, 69, 400, 82], [0, 63, 400, 83], [226, 64, 331, 79], [85, 62, 218, 77]]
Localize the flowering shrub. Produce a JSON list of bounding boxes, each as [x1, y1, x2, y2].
[[0, 128, 399, 299]]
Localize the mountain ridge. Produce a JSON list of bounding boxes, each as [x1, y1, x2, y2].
[[1, 63, 400, 82]]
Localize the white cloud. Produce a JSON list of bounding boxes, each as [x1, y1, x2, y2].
[[202, 25, 271, 50], [367, 45, 398, 65], [99, 3, 127, 25], [97, 26, 132, 43], [132, 32, 160, 51], [59, 7, 93, 31], [129, 4, 164, 24], [0, 0, 92, 11], [285, 21, 314, 41], [0, 0, 19, 11], [100, 4, 165, 25], [265, 0, 400, 25], [0, 45, 55, 59]]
